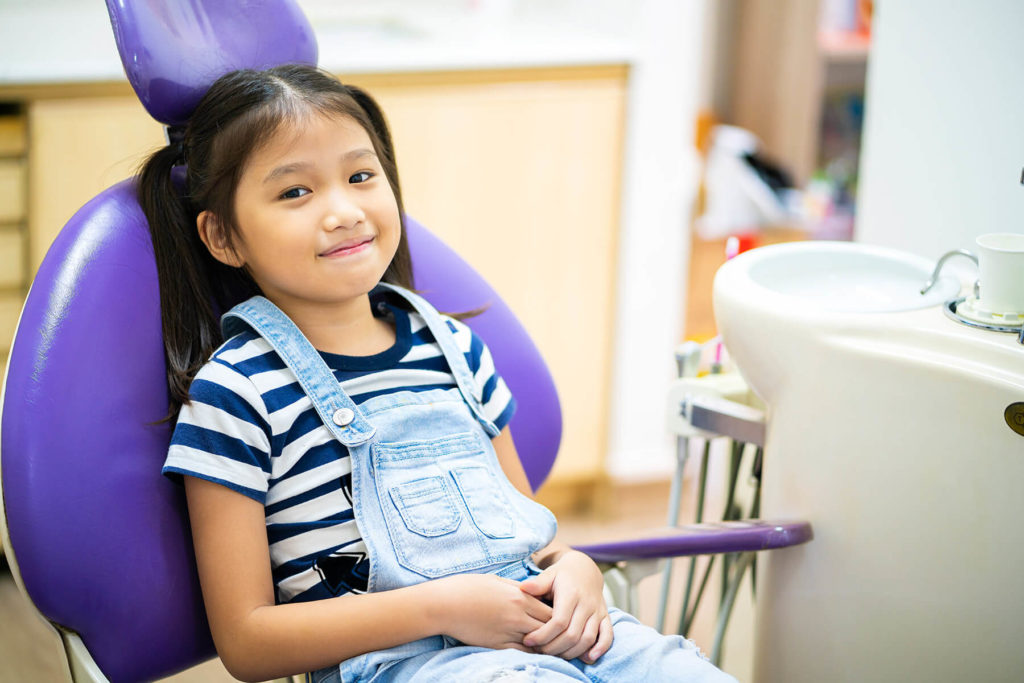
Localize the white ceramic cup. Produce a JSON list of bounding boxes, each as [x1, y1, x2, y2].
[[976, 232, 1024, 314]]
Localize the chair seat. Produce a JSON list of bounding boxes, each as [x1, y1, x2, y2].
[[574, 520, 813, 563]]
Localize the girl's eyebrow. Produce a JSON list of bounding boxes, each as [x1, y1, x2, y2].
[[263, 162, 311, 184], [262, 148, 378, 185]]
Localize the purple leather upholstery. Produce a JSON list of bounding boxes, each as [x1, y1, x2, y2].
[[105, 0, 318, 126], [2, 181, 208, 681]]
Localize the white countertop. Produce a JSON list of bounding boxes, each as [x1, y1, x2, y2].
[[0, 2, 632, 86]]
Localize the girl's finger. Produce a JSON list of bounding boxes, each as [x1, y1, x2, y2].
[[524, 598, 578, 648], [517, 615, 547, 637], [523, 595, 554, 623], [502, 641, 533, 653], [560, 613, 602, 662], [584, 615, 615, 663], [519, 570, 555, 598], [538, 606, 589, 657]]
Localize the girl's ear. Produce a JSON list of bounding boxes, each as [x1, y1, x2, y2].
[[197, 211, 244, 268]]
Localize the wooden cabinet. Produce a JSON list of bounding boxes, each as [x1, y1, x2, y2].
[[4, 65, 628, 489], [0, 112, 28, 386], [0, 159, 26, 223], [0, 90, 162, 400], [26, 94, 166, 271]]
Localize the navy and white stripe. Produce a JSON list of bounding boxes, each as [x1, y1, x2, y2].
[[164, 299, 515, 603]]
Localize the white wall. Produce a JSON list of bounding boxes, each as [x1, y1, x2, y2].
[[856, 0, 1024, 256], [603, 0, 709, 481]]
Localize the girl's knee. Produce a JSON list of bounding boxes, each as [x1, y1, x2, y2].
[[590, 609, 738, 682]]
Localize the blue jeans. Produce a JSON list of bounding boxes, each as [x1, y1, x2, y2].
[[312, 608, 735, 682]]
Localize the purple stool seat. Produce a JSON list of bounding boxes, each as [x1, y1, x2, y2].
[[573, 520, 814, 563]]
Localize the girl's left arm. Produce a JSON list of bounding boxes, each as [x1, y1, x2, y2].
[[492, 428, 614, 664]]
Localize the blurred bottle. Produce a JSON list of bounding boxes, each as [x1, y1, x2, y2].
[[695, 125, 797, 240]]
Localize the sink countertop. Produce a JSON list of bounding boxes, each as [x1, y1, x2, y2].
[[0, 3, 633, 86]]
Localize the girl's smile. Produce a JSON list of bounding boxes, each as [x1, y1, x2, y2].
[[319, 235, 376, 258]]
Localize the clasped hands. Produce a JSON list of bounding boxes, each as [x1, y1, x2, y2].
[[442, 550, 613, 665]]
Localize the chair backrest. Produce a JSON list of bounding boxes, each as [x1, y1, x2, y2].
[[0, 2, 561, 680], [107, 0, 319, 126]]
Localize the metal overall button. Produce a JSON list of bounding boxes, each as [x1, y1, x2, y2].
[[333, 407, 355, 427]]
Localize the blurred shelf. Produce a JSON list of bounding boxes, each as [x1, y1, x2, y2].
[[819, 30, 871, 63]]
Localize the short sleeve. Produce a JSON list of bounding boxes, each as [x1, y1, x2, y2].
[[163, 358, 273, 502], [446, 317, 517, 432]]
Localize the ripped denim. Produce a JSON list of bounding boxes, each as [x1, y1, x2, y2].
[[312, 608, 737, 683]]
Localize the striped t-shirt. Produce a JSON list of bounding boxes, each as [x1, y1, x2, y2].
[[163, 297, 516, 604]]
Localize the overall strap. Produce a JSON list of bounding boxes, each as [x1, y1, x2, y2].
[[222, 297, 376, 447], [374, 283, 500, 437]]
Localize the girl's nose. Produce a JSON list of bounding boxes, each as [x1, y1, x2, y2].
[[322, 190, 365, 230]]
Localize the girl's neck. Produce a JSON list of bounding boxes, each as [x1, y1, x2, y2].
[[278, 294, 396, 357]]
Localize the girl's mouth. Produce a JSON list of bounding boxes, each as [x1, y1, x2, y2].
[[320, 236, 374, 258]]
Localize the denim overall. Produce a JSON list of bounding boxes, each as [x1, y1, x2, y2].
[[223, 285, 734, 683]]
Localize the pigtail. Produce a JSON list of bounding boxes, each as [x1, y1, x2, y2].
[[137, 143, 226, 420]]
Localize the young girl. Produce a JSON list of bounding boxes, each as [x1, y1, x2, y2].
[[139, 64, 734, 683]]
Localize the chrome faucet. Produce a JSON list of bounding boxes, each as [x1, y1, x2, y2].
[[920, 249, 978, 297]]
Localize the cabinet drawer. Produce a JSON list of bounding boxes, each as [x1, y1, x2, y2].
[[0, 160, 26, 223], [0, 230, 24, 288], [0, 117, 27, 157], [0, 293, 23, 355]]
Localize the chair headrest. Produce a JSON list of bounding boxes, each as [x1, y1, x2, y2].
[[105, 0, 318, 127]]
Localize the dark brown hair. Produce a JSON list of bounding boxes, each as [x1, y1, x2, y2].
[[138, 64, 411, 419]]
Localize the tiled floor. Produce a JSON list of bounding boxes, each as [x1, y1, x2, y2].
[[0, 476, 752, 682]]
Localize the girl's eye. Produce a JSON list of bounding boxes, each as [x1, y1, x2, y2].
[[349, 171, 373, 184], [280, 187, 310, 200]]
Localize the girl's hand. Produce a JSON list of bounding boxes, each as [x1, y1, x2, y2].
[[518, 550, 614, 664], [431, 573, 554, 651]]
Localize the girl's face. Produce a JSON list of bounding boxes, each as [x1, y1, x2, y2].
[[216, 113, 401, 316]]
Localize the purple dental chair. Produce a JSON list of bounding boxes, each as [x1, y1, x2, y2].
[[0, 2, 811, 681]]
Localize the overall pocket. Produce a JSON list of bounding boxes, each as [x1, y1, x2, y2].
[[372, 431, 523, 578], [388, 476, 461, 537], [450, 465, 515, 539]]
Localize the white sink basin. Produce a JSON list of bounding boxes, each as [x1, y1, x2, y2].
[[716, 241, 961, 313], [711, 239, 1024, 682]]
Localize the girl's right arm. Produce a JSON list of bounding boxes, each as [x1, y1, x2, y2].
[[185, 475, 552, 682]]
